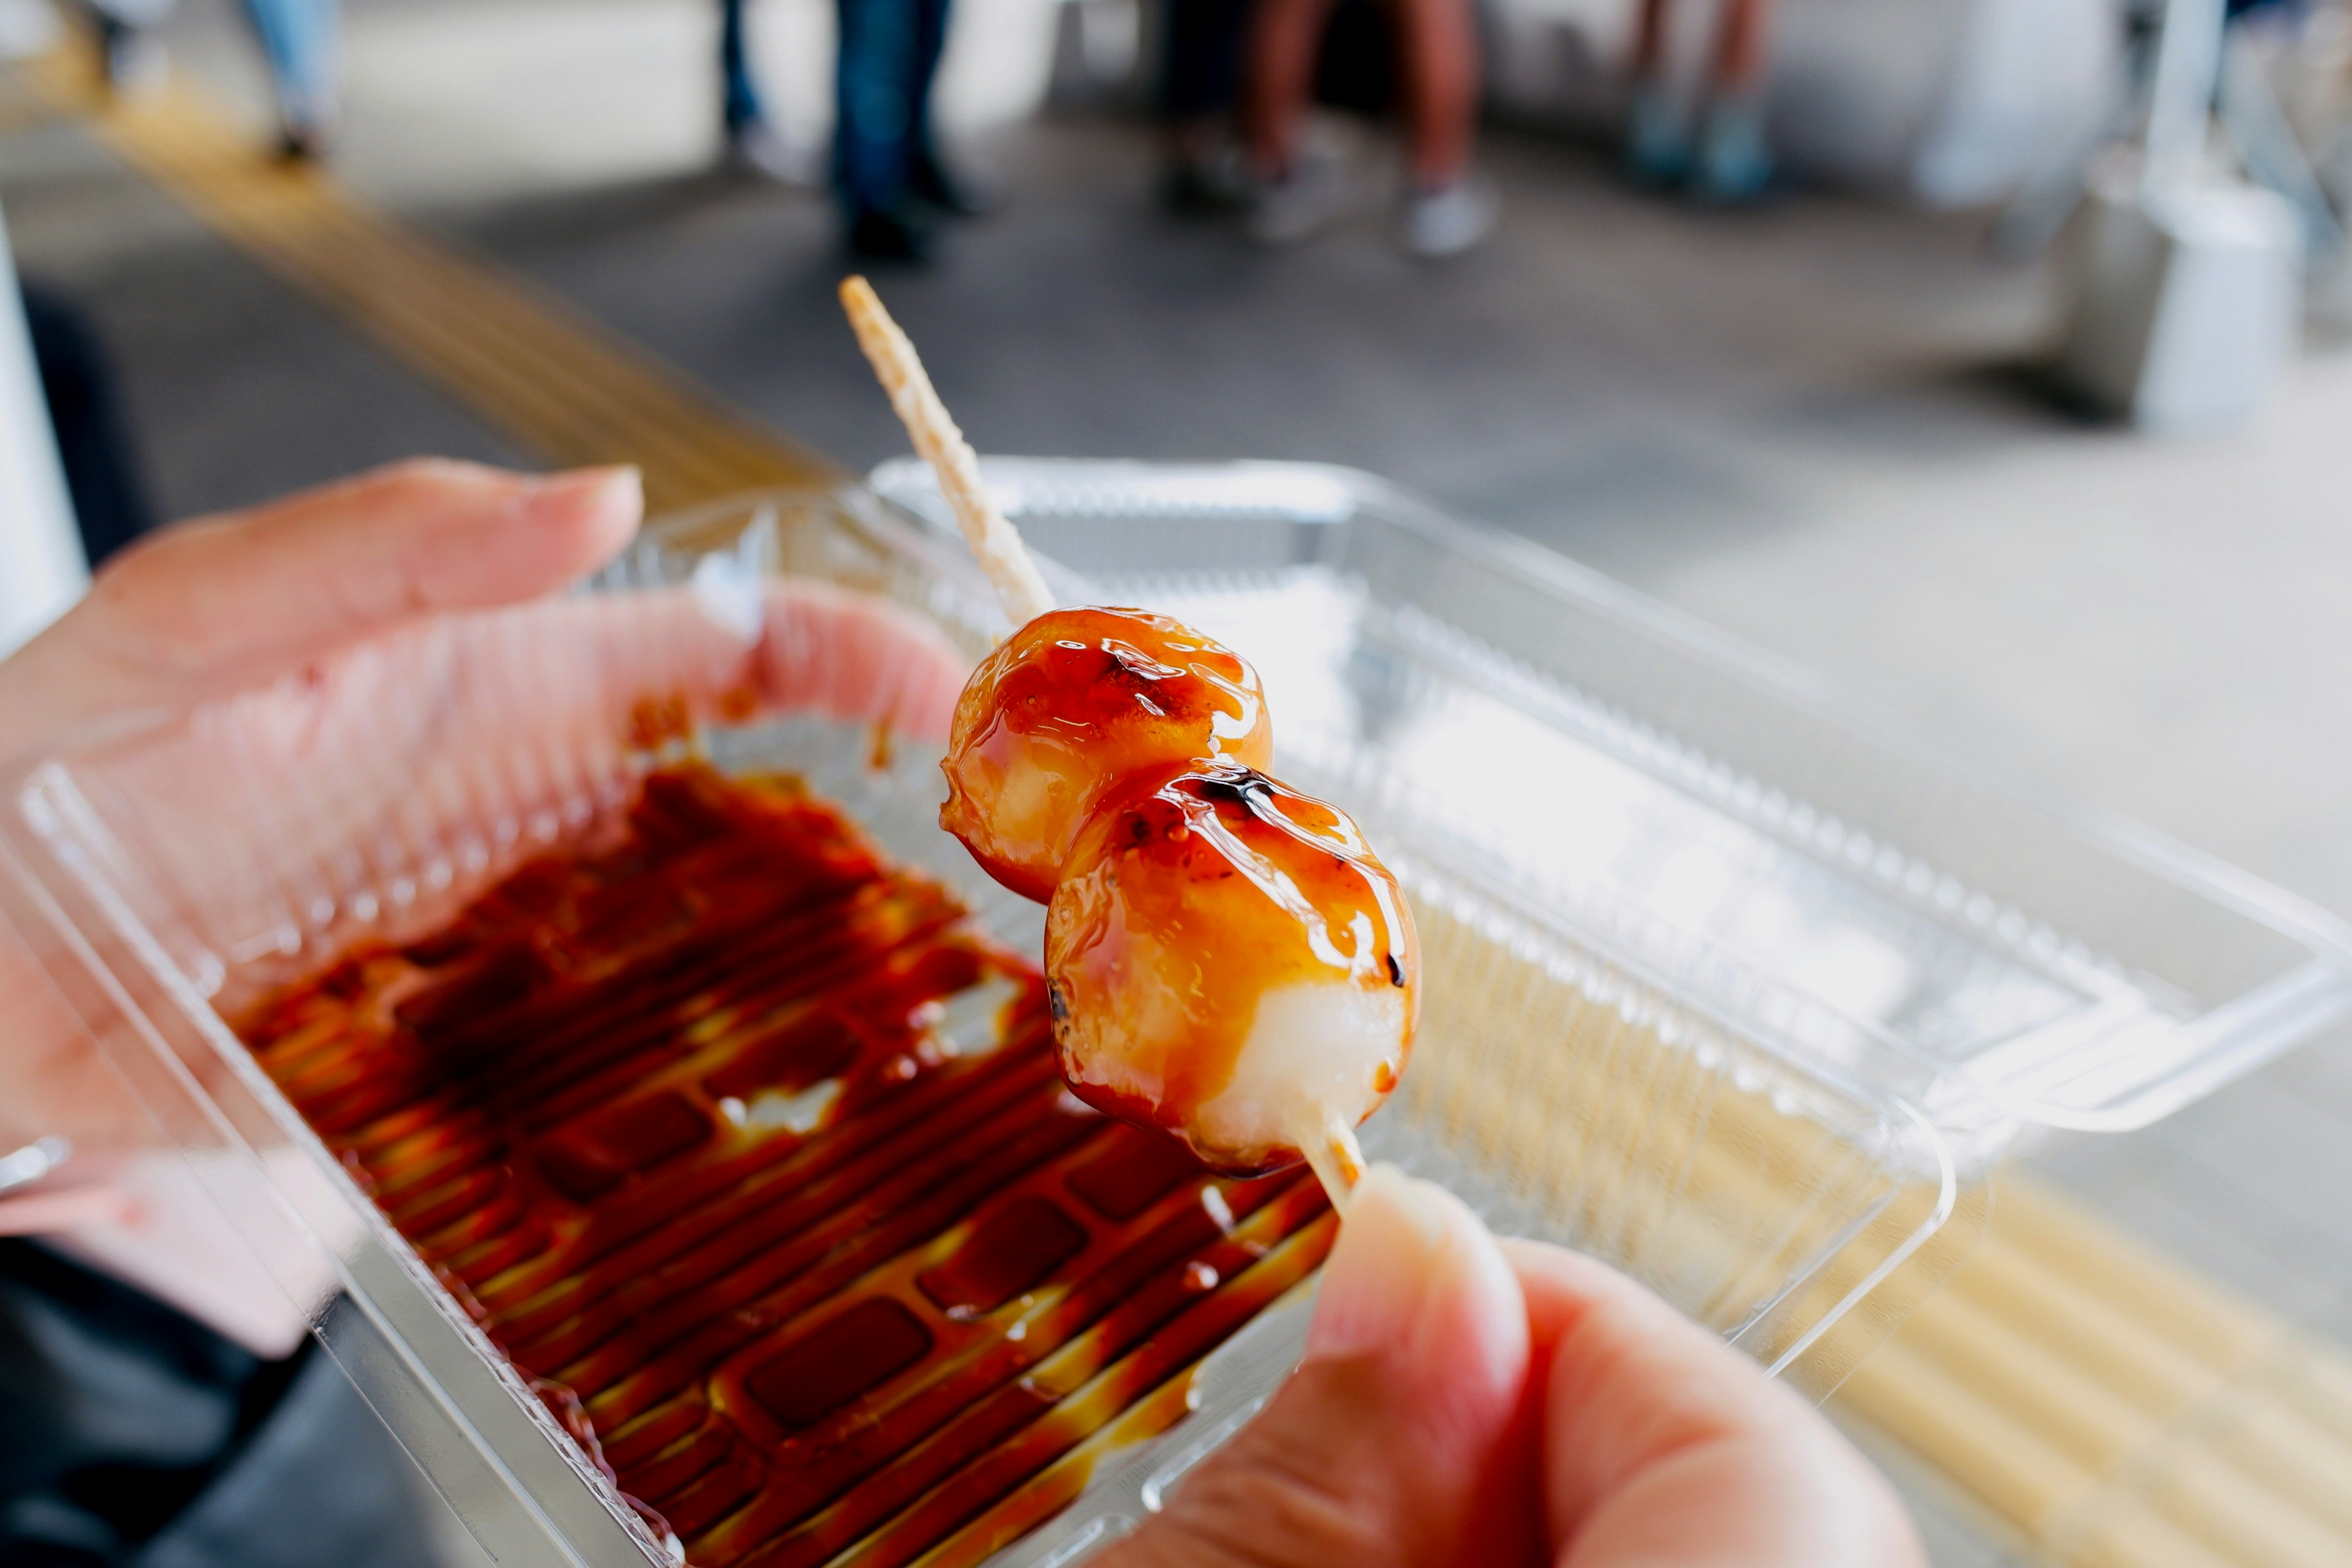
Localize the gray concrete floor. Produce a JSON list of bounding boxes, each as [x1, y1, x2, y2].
[[9, 2, 2352, 1562]]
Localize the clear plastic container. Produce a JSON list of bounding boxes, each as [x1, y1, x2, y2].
[[5, 460, 2346, 1568]]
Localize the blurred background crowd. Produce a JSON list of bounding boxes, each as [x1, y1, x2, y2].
[[4, 0, 2349, 585], [26, 0, 2352, 264], [35, 0, 1892, 260]]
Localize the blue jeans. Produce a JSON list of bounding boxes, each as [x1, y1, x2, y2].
[[243, 0, 339, 129], [721, 0, 762, 134], [833, 0, 950, 216], [85, 0, 337, 127]]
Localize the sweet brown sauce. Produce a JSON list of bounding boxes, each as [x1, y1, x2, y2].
[[239, 763, 1332, 1568], [1046, 761, 1419, 1173], [939, 608, 1273, 905]]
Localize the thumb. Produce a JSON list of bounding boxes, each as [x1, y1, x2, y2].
[[1101, 1165, 1539, 1568]]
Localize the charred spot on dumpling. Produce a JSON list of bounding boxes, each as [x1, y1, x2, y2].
[[939, 608, 1273, 904]]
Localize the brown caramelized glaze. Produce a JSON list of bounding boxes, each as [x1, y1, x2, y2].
[[238, 763, 1332, 1568], [940, 608, 1273, 904], [1045, 761, 1419, 1174]]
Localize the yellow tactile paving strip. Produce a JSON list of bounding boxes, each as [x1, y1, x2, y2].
[[12, 37, 2352, 1568], [16, 39, 835, 514], [1844, 1179, 2352, 1568]]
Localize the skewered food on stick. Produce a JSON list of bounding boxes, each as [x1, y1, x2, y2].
[[940, 606, 1274, 903], [1047, 761, 1415, 1177], [839, 275, 1415, 1207]]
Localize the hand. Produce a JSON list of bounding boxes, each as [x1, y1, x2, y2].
[[0, 461, 632, 1175], [0, 461, 968, 1253], [0, 461, 641, 760], [1100, 1165, 1924, 1568]]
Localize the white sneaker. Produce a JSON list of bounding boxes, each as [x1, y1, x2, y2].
[[726, 121, 826, 187], [1402, 173, 1498, 258], [1247, 152, 1357, 247]]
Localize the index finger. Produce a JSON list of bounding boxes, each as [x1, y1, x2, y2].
[[0, 461, 641, 761], [1503, 1239, 1923, 1568], [757, 578, 970, 739]]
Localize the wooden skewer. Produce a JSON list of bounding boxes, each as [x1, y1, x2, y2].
[[1294, 1104, 1367, 1213], [839, 274, 1363, 1213], [839, 276, 1056, 627]]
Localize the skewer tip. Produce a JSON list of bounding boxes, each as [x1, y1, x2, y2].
[[1295, 1103, 1365, 1216], [837, 274, 1057, 629]]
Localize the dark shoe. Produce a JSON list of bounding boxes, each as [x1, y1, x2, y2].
[[1161, 147, 1253, 214], [1246, 152, 1356, 247], [909, 153, 992, 218], [1624, 80, 1690, 189], [848, 205, 936, 262], [277, 119, 331, 164]]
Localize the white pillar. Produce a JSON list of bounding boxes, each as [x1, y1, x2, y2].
[[0, 197, 88, 658]]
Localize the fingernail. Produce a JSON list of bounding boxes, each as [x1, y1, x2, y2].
[[1302, 1162, 1455, 1363], [529, 464, 641, 516]]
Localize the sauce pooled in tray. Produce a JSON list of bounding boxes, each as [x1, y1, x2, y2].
[[236, 763, 1335, 1568]]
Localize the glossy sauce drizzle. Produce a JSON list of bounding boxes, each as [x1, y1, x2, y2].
[[238, 763, 1331, 1568]]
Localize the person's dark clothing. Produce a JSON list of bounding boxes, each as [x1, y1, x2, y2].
[[1161, 0, 1249, 122], [834, 0, 951, 242], [19, 286, 151, 569], [720, 0, 763, 135], [0, 1243, 436, 1568]]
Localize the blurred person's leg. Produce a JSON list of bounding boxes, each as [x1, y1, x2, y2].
[[904, 0, 985, 215], [1629, 0, 1668, 78], [19, 284, 153, 569], [239, 0, 339, 159], [1241, 0, 1358, 243], [721, 0, 764, 138], [1389, 0, 1473, 185], [1243, 0, 1491, 252], [1692, 0, 1775, 200], [1160, 0, 1252, 210], [80, 0, 173, 95], [1623, 0, 1688, 183], [1390, 0, 1493, 255], [1242, 0, 1335, 180], [1708, 0, 1772, 88], [720, 0, 815, 181], [834, 0, 934, 258]]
